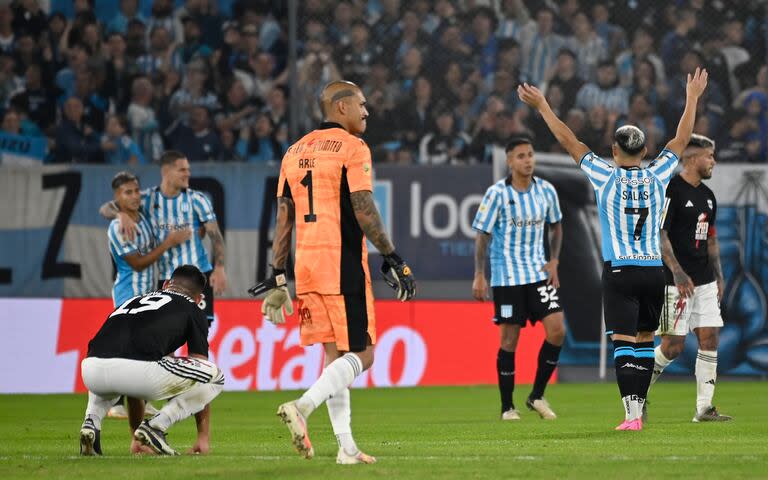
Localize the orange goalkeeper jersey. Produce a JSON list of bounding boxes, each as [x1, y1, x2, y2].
[[277, 122, 374, 295]]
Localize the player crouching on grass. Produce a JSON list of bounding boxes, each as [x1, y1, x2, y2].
[[472, 137, 565, 420], [79, 265, 224, 456], [648, 134, 732, 422]]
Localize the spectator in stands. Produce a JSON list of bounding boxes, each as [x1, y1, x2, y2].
[[55, 43, 90, 100], [102, 114, 146, 165], [740, 91, 768, 161], [397, 47, 424, 96], [580, 105, 613, 157], [1, 109, 21, 134], [661, 6, 696, 77], [7, 99, 44, 137], [137, 26, 180, 80], [362, 87, 393, 149], [717, 108, 762, 163], [250, 52, 277, 104], [432, 24, 473, 74], [237, 111, 285, 163], [496, 0, 533, 43], [145, 0, 183, 44], [0, 3, 15, 54], [484, 38, 521, 91], [174, 0, 222, 50], [168, 60, 219, 126], [103, 32, 135, 110], [454, 81, 478, 134], [567, 10, 607, 82], [435, 61, 464, 107], [575, 60, 628, 115], [464, 7, 498, 78], [527, 83, 563, 152], [395, 75, 434, 149], [74, 64, 109, 132], [296, 39, 341, 131], [616, 25, 665, 89], [124, 18, 148, 60], [485, 69, 519, 113], [699, 28, 732, 105], [329, 1, 355, 48], [168, 105, 221, 162], [53, 96, 108, 163], [11, 0, 47, 38], [11, 63, 56, 132], [106, 0, 146, 35], [388, 8, 430, 68], [215, 77, 258, 139], [520, 6, 565, 86], [665, 50, 727, 134], [263, 85, 288, 137], [733, 64, 767, 107], [419, 108, 472, 165], [126, 76, 163, 162], [615, 92, 665, 154], [590, 2, 626, 58], [631, 58, 665, 110], [12, 33, 40, 75], [372, 0, 402, 45], [545, 48, 583, 114], [175, 16, 213, 65], [362, 62, 397, 113], [336, 21, 381, 85], [721, 18, 752, 99], [79, 21, 103, 60]]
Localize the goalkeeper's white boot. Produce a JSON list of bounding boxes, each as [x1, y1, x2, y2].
[[501, 409, 521, 420], [336, 448, 377, 465], [277, 401, 314, 459], [526, 397, 557, 419]]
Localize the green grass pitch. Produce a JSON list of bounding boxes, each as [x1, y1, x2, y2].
[[1, 382, 766, 479]]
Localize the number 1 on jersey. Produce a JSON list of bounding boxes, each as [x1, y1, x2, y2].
[[625, 207, 649, 241], [300, 170, 317, 223]]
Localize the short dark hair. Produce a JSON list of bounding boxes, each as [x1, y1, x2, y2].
[[687, 133, 715, 150], [159, 150, 186, 166], [170, 265, 207, 295], [505, 136, 533, 153], [614, 125, 646, 155], [111, 171, 138, 190]]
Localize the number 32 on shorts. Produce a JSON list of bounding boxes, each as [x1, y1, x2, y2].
[[537, 285, 558, 304]]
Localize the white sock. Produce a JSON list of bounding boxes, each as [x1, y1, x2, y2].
[[149, 383, 223, 432], [696, 349, 718, 414], [327, 388, 358, 453], [297, 353, 363, 418], [621, 395, 632, 421], [650, 345, 674, 387], [84, 392, 118, 430]]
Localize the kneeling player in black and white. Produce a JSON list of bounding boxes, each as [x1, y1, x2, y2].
[[472, 137, 565, 420], [649, 134, 731, 422], [79, 265, 225, 456]]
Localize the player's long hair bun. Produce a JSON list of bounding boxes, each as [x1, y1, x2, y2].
[[614, 125, 646, 155]]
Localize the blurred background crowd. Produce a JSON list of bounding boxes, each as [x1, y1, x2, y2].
[[0, 0, 766, 166]]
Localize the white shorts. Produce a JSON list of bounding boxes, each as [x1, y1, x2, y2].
[[81, 356, 224, 401], [657, 281, 723, 336]]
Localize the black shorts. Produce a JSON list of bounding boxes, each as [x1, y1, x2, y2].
[[602, 263, 664, 336], [492, 280, 563, 326], [158, 269, 214, 323]]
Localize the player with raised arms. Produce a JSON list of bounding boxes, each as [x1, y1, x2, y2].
[[249, 80, 415, 464], [518, 67, 708, 430]]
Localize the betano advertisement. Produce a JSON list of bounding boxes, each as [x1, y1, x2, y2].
[[0, 297, 548, 394]]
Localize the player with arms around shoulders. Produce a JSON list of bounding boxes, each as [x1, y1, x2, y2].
[[472, 137, 565, 421], [649, 134, 731, 422], [105, 171, 191, 423], [100, 151, 227, 325], [249, 80, 415, 464], [518, 67, 708, 430], [79, 265, 224, 456]]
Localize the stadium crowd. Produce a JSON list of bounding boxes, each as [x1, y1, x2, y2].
[[0, 0, 766, 166]]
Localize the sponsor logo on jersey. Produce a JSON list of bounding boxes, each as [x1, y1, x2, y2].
[[510, 218, 544, 228], [685, 200, 694, 207], [615, 176, 652, 186], [695, 213, 709, 241], [548, 301, 560, 310]]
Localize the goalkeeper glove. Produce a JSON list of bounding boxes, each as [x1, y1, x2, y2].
[[381, 252, 416, 301], [248, 269, 293, 325]]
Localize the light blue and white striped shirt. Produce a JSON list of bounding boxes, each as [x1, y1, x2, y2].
[[579, 150, 678, 266], [473, 177, 562, 287], [141, 187, 216, 279], [521, 31, 566, 86], [108, 211, 155, 306]]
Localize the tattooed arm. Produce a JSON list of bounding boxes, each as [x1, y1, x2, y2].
[[350, 191, 394, 255], [472, 232, 491, 301], [271, 197, 296, 270], [205, 220, 228, 294], [707, 234, 724, 302]]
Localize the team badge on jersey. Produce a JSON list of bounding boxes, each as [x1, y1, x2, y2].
[[707, 199, 713, 209]]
